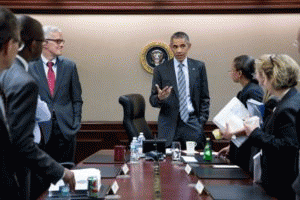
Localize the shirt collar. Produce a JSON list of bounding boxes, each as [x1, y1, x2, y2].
[[174, 57, 188, 68], [16, 55, 28, 72], [41, 55, 57, 66]]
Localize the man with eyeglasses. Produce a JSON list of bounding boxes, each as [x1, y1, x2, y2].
[[1, 15, 76, 200], [0, 6, 23, 200], [29, 26, 83, 164]]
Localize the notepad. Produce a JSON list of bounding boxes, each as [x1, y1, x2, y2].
[[181, 156, 198, 162]]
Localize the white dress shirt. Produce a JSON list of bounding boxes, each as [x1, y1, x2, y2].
[[17, 55, 51, 143]]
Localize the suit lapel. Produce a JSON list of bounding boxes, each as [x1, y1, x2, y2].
[[53, 57, 64, 98], [168, 59, 179, 98], [36, 59, 51, 97], [188, 58, 196, 96]]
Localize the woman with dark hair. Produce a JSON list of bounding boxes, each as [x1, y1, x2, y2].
[[217, 55, 264, 175], [230, 55, 264, 107]]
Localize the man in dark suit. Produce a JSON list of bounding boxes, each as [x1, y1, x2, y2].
[[29, 25, 83, 163], [150, 32, 210, 149], [0, 6, 22, 200], [0, 15, 76, 200]]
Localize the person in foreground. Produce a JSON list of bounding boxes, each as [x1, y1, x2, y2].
[[29, 25, 83, 163], [149, 31, 210, 149], [293, 27, 300, 200], [0, 6, 23, 200], [0, 15, 75, 199], [217, 55, 264, 175], [244, 54, 300, 199]]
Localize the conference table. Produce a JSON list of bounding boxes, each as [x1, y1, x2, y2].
[[71, 149, 276, 200]]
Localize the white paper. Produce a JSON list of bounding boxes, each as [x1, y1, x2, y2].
[[199, 151, 218, 156], [49, 168, 101, 191], [111, 181, 119, 194], [231, 136, 248, 148], [181, 156, 198, 163], [182, 150, 198, 155], [212, 97, 250, 133], [166, 148, 172, 155], [185, 164, 192, 175], [212, 165, 240, 169], [194, 180, 204, 194], [253, 150, 262, 183], [247, 99, 264, 119]]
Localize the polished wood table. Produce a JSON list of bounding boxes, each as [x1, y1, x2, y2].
[[75, 150, 270, 200]]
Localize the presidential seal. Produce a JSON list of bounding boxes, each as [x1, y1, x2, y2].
[[140, 41, 174, 74]]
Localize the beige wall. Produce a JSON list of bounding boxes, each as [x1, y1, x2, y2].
[[29, 14, 300, 122]]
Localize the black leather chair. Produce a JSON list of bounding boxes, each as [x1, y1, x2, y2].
[[119, 94, 153, 144]]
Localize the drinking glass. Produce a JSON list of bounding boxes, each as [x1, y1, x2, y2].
[[172, 142, 181, 161]]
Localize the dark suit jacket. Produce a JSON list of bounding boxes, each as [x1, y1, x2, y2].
[[0, 104, 21, 199], [229, 81, 264, 175], [249, 87, 300, 199], [0, 58, 65, 199], [150, 58, 210, 146], [29, 56, 83, 142]]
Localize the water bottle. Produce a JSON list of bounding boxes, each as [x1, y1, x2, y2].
[[138, 132, 146, 158], [203, 137, 212, 161], [130, 137, 138, 162]]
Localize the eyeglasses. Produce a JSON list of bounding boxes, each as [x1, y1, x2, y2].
[[34, 39, 45, 42], [46, 39, 65, 45]]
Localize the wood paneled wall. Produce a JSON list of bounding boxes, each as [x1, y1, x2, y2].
[[2, 0, 300, 14], [75, 121, 225, 163]]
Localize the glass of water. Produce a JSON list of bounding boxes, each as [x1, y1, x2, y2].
[[172, 142, 181, 161]]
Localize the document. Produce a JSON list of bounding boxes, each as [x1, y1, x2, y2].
[[253, 150, 262, 183], [49, 168, 101, 191], [246, 98, 264, 121], [181, 156, 198, 163], [213, 97, 250, 133]]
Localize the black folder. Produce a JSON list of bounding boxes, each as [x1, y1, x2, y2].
[[83, 154, 130, 164], [183, 154, 228, 164], [47, 184, 110, 200], [205, 185, 272, 200], [192, 166, 249, 179]]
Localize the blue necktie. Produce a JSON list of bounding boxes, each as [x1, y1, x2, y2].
[[178, 63, 189, 123]]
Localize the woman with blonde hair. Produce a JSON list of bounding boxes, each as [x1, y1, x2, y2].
[[244, 54, 300, 199]]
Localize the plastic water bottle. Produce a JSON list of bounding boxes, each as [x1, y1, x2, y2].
[[137, 132, 146, 158], [130, 137, 138, 162]]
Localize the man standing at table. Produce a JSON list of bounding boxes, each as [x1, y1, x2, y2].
[[29, 26, 83, 163], [150, 32, 210, 149]]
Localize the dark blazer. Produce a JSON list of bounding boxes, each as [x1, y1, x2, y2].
[[236, 81, 264, 107], [249, 87, 300, 199], [0, 58, 65, 199], [229, 81, 264, 174], [29, 56, 83, 142], [0, 105, 21, 199], [150, 58, 210, 146]]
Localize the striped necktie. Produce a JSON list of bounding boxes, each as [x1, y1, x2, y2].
[[178, 63, 189, 123]]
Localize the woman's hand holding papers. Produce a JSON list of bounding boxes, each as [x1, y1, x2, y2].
[[220, 123, 246, 140], [244, 116, 260, 136]]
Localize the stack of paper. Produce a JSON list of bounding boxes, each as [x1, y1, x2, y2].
[[213, 97, 250, 133], [49, 168, 101, 191]]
